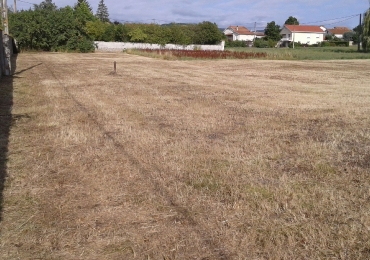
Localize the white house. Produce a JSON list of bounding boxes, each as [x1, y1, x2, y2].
[[326, 27, 352, 39], [223, 26, 264, 42], [279, 24, 326, 47]]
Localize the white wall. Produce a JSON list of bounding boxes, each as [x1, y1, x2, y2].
[[292, 32, 324, 45], [95, 41, 225, 52], [236, 35, 255, 41], [280, 27, 324, 45]]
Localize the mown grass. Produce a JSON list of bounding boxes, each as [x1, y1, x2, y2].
[[1, 53, 369, 259]]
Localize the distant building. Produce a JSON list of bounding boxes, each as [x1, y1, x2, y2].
[[279, 24, 326, 47], [223, 25, 264, 42], [326, 27, 352, 39]]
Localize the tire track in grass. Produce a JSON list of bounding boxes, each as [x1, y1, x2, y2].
[[38, 55, 232, 259]]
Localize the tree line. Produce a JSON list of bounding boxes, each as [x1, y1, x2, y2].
[[7, 0, 224, 52]]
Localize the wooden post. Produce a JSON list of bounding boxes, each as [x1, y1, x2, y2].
[[114, 61, 116, 73]]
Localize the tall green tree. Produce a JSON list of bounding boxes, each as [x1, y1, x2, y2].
[[95, 0, 109, 22], [74, 0, 96, 27], [264, 21, 281, 41], [362, 9, 370, 52], [34, 0, 57, 11], [284, 16, 299, 25], [77, 0, 92, 12]]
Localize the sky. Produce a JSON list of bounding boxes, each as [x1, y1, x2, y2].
[[15, 0, 369, 30]]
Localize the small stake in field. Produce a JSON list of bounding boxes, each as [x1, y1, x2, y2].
[[109, 61, 117, 75]]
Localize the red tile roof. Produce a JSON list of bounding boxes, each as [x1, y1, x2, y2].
[[227, 26, 254, 35], [327, 27, 352, 35], [284, 24, 325, 33]]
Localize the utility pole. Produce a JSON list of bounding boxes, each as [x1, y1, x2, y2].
[[2, 0, 11, 75], [292, 22, 295, 49], [358, 13, 362, 52], [13, 0, 16, 13], [253, 22, 256, 43], [2, 0, 8, 35]]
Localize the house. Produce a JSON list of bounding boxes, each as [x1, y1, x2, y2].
[[326, 27, 352, 39], [223, 25, 264, 42], [279, 24, 326, 47]]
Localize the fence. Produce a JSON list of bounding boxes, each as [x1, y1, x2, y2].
[[95, 41, 225, 52]]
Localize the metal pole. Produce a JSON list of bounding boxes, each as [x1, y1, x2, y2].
[[253, 22, 256, 42], [3, 0, 8, 35], [358, 13, 362, 52], [292, 23, 295, 49]]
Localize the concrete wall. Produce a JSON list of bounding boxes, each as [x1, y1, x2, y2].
[[95, 41, 225, 52]]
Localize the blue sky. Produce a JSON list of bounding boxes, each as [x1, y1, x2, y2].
[[16, 0, 368, 29]]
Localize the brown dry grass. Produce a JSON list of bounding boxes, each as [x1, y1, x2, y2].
[[1, 53, 370, 259]]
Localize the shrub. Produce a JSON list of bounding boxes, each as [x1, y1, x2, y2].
[[254, 39, 269, 48], [225, 40, 247, 48], [321, 41, 331, 47]]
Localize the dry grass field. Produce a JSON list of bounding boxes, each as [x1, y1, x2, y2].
[[1, 52, 370, 259]]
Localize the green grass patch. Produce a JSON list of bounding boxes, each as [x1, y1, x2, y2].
[[226, 46, 370, 60]]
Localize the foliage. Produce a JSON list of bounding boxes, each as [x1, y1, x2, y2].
[[127, 27, 148, 43], [321, 41, 331, 47], [226, 45, 369, 60], [9, 1, 94, 52], [33, 0, 57, 11], [95, 0, 109, 22], [325, 34, 333, 41], [362, 9, 370, 52], [77, 0, 92, 12], [284, 16, 299, 25], [254, 38, 276, 48], [343, 31, 355, 42], [193, 21, 224, 44], [264, 21, 281, 41], [9, 1, 223, 51], [225, 40, 247, 47]]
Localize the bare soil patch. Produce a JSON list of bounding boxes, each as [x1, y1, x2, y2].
[[1, 53, 370, 259]]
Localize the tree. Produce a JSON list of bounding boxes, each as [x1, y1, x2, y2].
[[77, 0, 92, 12], [9, 4, 94, 52], [34, 0, 57, 11], [362, 9, 370, 52], [95, 0, 109, 22], [284, 16, 299, 25], [193, 21, 224, 44], [74, 0, 96, 27], [264, 21, 281, 41], [343, 31, 355, 42]]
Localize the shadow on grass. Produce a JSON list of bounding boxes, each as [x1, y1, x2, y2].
[[0, 54, 16, 223]]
